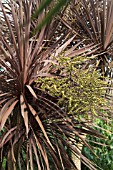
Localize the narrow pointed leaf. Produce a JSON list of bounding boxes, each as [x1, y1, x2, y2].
[[20, 95, 29, 135], [26, 85, 37, 99], [28, 104, 54, 151]]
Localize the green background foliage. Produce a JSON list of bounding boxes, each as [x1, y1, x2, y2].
[[82, 118, 113, 170]]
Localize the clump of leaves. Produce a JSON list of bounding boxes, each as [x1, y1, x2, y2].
[[37, 56, 107, 119], [0, 1, 104, 170], [62, 0, 113, 76]]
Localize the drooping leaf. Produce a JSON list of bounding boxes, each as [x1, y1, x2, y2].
[[33, 0, 69, 33], [0, 100, 18, 131]]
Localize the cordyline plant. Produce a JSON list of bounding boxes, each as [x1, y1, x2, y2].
[[61, 0, 113, 76], [0, 0, 108, 170]]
